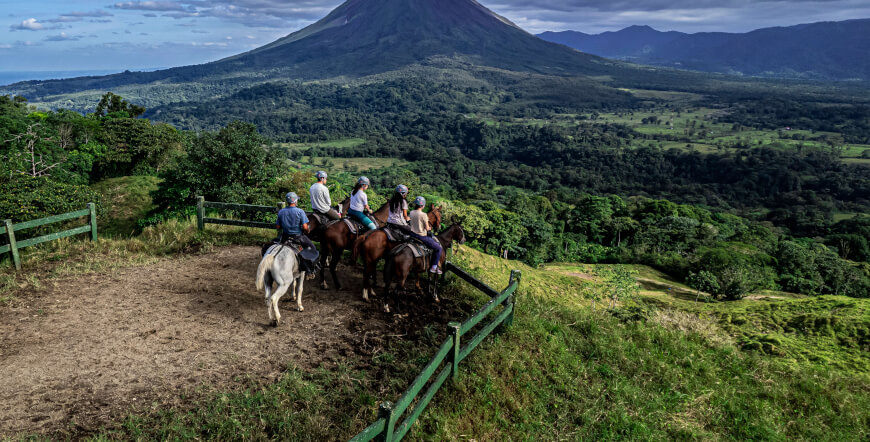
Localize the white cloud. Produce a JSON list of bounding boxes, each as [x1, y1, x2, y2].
[[11, 18, 44, 31]]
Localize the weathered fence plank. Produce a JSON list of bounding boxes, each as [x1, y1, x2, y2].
[[460, 282, 515, 335], [349, 418, 387, 442], [459, 303, 513, 362], [393, 337, 454, 417], [202, 218, 275, 229], [11, 208, 90, 231], [203, 201, 277, 212], [16, 225, 92, 249], [392, 364, 453, 441], [4, 219, 20, 270], [443, 261, 499, 297]]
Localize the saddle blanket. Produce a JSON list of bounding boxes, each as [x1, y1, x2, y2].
[[391, 242, 432, 259]]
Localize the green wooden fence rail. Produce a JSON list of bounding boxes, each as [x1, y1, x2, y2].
[[195, 196, 285, 230], [350, 264, 521, 442], [2, 203, 98, 270]]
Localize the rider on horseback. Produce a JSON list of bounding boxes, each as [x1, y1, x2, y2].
[[409, 196, 443, 274], [348, 176, 377, 231], [309, 170, 341, 220], [386, 184, 412, 235], [276, 192, 319, 275]]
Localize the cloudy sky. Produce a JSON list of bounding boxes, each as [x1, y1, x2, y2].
[[2, 0, 869, 72]]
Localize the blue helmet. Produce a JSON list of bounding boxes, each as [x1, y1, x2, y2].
[[315, 171, 327, 179], [358, 176, 370, 186], [395, 184, 408, 195], [286, 192, 299, 205], [414, 196, 426, 207]]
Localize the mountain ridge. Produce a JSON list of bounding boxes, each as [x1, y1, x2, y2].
[[538, 18, 870, 80]]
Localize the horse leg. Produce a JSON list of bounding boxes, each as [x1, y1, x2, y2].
[[362, 259, 372, 302], [269, 280, 292, 326], [431, 273, 440, 303], [319, 245, 331, 290], [415, 273, 424, 296], [264, 276, 274, 322], [294, 272, 305, 312], [330, 248, 343, 290]]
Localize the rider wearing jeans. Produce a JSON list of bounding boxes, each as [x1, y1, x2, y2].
[[348, 176, 377, 230], [408, 196, 443, 274]]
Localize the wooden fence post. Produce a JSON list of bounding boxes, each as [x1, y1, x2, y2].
[[377, 401, 394, 442], [4, 219, 20, 270], [503, 270, 521, 328], [448, 321, 461, 381], [196, 196, 205, 230], [88, 203, 98, 241]]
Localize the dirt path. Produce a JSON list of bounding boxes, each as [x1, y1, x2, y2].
[[0, 245, 450, 437]]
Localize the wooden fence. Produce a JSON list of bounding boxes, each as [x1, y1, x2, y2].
[[195, 196, 284, 230], [2, 203, 98, 270], [350, 263, 521, 442]]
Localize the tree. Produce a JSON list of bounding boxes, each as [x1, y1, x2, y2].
[[93, 92, 145, 118]]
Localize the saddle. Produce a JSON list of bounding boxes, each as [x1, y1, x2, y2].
[[343, 216, 380, 235], [390, 242, 434, 267], [261, 239, 319, 264], [308, 212, 341, 231], [383, 224, 411, 242]]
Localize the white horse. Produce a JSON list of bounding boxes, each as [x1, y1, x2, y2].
[[255, 244, 306, 326]]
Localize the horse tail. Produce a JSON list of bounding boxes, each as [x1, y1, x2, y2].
[[256, 253, 275, 291], [352, 232, 369, 266]]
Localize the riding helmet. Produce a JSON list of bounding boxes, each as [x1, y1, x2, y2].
[[286, 192, 299, 204], [315, 170, 328, 179], [396, 184, 408, 195], [414, 196, 426, 207], [358, 176, 370, 186]]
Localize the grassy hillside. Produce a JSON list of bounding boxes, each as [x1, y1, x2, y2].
[[91, 176, 162, 237]]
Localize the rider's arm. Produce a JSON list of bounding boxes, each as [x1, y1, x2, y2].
[[302, 222, 310, 233]]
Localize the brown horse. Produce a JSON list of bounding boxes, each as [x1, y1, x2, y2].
[[305, 197, 351, 243], [352, 205, 442, 302], [381, 223, 466, 313], [318, 201, 390, 290]]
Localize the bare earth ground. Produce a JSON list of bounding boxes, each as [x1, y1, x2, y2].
[[0, 245, 454, 437]]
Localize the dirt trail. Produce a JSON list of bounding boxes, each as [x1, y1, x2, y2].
[[0, 245, 449, 437]]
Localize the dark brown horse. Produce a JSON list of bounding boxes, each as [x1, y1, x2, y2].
[[305, 197, 351, 243], [318, 201, 390, 290], [381, 223, 466, 313], [352, 205, 442, 302]]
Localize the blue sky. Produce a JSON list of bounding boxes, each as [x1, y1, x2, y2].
[[2, 0, 869, 72]]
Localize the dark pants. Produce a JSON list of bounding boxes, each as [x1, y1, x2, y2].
[[410, 232, 443, 267]]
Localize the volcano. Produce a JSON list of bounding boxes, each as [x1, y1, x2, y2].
[[218, 0, 614, 76], [4, 0, 624, 101]]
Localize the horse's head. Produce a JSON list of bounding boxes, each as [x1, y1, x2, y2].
[[428, 204, 443, 232], [438, 222, 466, 249]]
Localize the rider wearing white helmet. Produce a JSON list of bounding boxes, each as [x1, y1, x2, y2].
[[408, 196, 443, 274], [348, 176, 376, 230], [309, 170, 340, 220]]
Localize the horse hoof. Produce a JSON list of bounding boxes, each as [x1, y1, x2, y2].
[[384, 304, 391, 313], [320, 282, 328, 290], [297, 306, 304, 312], [270, 319, 278, 327]]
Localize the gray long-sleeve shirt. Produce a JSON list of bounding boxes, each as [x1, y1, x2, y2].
[[309, 182, 332, 213]]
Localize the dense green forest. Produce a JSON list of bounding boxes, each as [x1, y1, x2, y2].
[[2, 81, 869, 298]]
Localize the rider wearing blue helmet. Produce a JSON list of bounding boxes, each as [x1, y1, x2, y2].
[[408, 196, 443, 274], [309, 170, 340, 220], [348, 176, 377, 230]]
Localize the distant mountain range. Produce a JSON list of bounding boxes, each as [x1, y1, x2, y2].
[[538, 19, 870, 81]]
